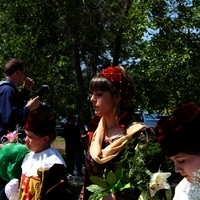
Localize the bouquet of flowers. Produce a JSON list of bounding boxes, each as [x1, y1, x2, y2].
[[87, 128, 173, 200], [0, 127, 29, 182]]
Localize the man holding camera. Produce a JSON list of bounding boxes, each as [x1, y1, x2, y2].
[[0, 58, 41, 138]]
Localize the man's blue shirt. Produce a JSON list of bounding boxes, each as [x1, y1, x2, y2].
[[0, 80, 30, 136]]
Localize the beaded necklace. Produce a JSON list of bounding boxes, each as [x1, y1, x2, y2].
[[104, 123, 118, 143]]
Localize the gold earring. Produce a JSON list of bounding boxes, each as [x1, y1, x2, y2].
[[113, 106, 117, 114]]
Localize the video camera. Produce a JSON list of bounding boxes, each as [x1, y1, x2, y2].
[[35, 85, 51, 112]]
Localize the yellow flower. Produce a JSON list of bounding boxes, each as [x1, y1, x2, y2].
[[149, 171, 171, 197]]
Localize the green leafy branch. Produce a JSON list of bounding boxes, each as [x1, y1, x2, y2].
[[86, 162, 132, 200]]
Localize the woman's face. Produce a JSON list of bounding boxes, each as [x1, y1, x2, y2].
[[170, 152, 200, 182], [25, 130, 49, 153], [90, 90, 119, 117]]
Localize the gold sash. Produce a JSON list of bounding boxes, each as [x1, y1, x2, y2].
[[89, 117, 146, 164]]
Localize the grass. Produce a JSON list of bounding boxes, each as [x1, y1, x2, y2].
[[52, 136, 66, 155]]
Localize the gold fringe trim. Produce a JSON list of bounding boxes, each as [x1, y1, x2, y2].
[[45, 180, 71, 195]]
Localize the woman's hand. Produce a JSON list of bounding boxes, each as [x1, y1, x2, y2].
[[100, 193, 116, 200]]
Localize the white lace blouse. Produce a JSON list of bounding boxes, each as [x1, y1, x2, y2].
[[173, 178, 200, 200]]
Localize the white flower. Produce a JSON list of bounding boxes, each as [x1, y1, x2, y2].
[[149, 171, 171, 197]]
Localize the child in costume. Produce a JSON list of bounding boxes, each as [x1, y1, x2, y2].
[[5, 112, 72, 200]]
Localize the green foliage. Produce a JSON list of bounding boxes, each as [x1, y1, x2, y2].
[[131, 0, 200, 112], [0, 0, 199, 119], [86, 162, 132, 200], [87, 129, 173, 199], [121, 131, 171, 193]]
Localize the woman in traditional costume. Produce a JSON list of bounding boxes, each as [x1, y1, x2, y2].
[[81, 66, 163, 200], [155, 103, 200, 200]]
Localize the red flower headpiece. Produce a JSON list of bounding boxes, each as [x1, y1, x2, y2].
[[25, 112, 56, 136], [99, 66, 134, 103], [155, 103, 200, 157]]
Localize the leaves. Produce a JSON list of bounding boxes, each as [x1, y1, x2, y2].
[[88, 190, 110, 200], [0, 0, 199, 119], [87, 162, 132, 199], [86, 184, 105, 193], [121, 133, 173, 194], [89, 176, 110, 189], [106, 171, 117, 186], [115, 162, 123, 180]]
